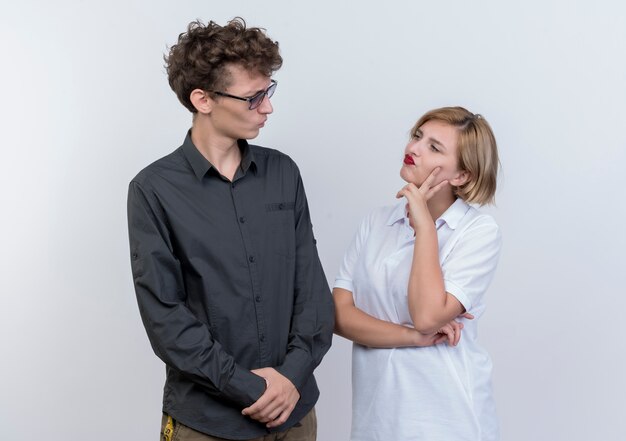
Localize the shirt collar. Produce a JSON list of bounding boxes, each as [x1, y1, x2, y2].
[[435, 198, 471, 230], [386, 201, 408, 226], [385, 197, 470, 230], [181, 130, 257, 181]]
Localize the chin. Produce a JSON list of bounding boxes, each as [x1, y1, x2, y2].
[[244, 129, 261, 140], [399, 166, 410, 182], [400, 167, 421, 186]]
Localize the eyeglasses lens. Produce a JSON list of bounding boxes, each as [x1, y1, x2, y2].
[[250, 93, 264, 110], [266, 82, 276, 99], [249, 82, 277, 110]]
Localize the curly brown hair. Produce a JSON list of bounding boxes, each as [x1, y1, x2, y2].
[[165, 18, 283, 113]]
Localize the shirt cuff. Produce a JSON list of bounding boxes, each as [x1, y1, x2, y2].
[[275, 348, 313, 392], [222, 364, 267, 407], [333, 278, 354, 293], [444, 279, 472, 312]]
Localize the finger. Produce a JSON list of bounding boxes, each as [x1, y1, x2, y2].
[[447, 322, 461, 346], [460, 312, 474, 320], [242, 393, 271, 416], [266, 404, 294, 428], [396, 183, 416, 199], [396, 187, 409, 199], [426, 179, 449, 199], [449, 326, 457, 346], [264, 405, 284, 423], [453, 322, 462, 346], [266, 411, 286, 428], [251, 400, 282, 422], [422, 167, 440, 186], [434, 334, 447, 345], [420, 167, 441, 190], [245, 400, 274, 418], [439, 324, 454, 346], [447, 323, 457, 346], [441, 331, 450, 344]]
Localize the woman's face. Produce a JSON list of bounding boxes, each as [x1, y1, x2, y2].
[[400, 119, 469, 189]]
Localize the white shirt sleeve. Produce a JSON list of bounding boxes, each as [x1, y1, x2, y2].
[[334, 213, 371, 293], [442, 215, 502, 312]]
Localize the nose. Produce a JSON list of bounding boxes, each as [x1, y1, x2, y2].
[[257, 94, 273, 114], [406, 139, 421, 156]]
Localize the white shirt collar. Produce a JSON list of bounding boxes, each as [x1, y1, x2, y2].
[[386, 197, 471, 230], [386, 201, 409, 226], [436, 198, 471, 230]]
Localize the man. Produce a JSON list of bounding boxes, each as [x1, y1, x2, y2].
[[127, 18, 334, 441]]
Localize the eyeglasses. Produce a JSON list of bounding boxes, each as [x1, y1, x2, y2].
[[210, 80, 277, 110]]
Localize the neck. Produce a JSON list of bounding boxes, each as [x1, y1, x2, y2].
[[426, 190, 457, 221], [191, 115, 241, 181]]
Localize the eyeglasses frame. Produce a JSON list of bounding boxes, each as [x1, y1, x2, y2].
[[209, 79, 277, 110]]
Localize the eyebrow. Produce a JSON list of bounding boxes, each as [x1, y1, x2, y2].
[[245, 88, 265, 97], [241, 82, 272, 97]]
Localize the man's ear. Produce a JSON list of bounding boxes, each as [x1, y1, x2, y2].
[[189, 89, 212, 114], [450, 170, 471, 187]]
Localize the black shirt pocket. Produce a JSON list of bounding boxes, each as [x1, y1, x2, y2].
[[265, 202, 296, 258]]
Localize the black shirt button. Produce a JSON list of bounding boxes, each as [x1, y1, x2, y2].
[[260, 334, 265, 342], [249, 255, 255, 263], [239, 216, 246, 223], [255, 296, 261, 302], [278, 203, 284, 209], [132, 253, 138, 259]]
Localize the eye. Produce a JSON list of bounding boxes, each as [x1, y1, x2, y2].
[[412, 131, 422, 140], [430, 144, 440, 152]]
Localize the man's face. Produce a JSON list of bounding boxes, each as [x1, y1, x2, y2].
[[208, 65, 274, 141]]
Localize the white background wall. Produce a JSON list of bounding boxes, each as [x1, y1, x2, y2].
[[1, 1, 625, 440]]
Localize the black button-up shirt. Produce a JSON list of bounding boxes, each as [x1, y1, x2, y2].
[[127, 132, 334, 439]]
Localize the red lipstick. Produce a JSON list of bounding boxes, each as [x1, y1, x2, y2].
[[403, 154, 415, 165]]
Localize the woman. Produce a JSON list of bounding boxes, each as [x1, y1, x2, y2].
[[334, 106, 502, 441]]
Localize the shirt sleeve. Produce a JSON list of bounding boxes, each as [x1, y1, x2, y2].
[[127, 180, 266, 407], [442, 216, 502, 313], [274, 169, 335, 392], [333, 213, 370, 293]]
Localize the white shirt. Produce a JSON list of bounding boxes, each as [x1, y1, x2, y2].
[[334, 198, 502, 441]]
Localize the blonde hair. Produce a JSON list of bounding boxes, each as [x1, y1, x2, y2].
[[411, 106, 499, 205]]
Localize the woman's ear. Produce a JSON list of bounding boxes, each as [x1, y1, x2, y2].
[[189, 89, 212, 114], [450, 170, 471, 187]]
